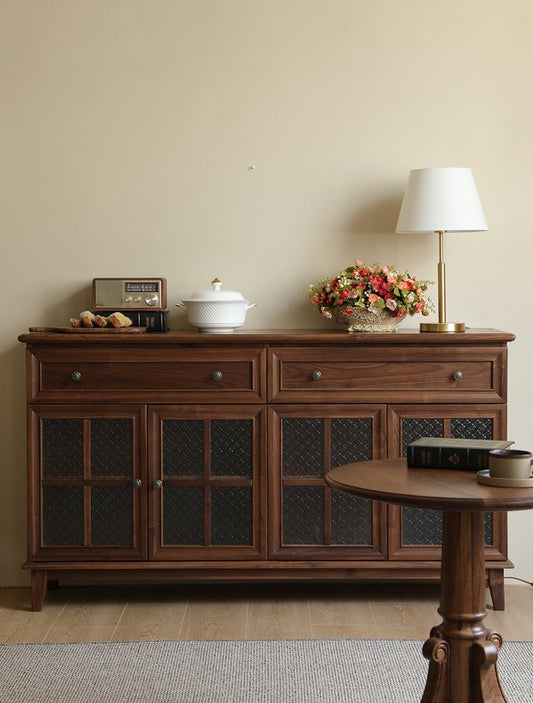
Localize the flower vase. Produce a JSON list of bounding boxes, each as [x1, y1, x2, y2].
[[333, 307, 404, 333]]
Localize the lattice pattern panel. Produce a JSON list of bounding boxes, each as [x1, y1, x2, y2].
[[402, 507, 443, 545], [331, 491, 372, 545], [42, 419, 84, 478], [450, 417, 493, 440], [42, 486, 84, 545], [211, 486, 253, 545], [402, 509, 494, 546], [483, 513, 494, 544], [401, 417, 444, 456], [91, 419, 133, 478], [401, 415, 495, 546], [283, 485, 324, 545], [331, 418, 373, 467], [211, 420, 253, 478], [90, 486, 133, 546], [162, 486, 204, 545], [282, 418, 323, 477], [162, 420, 204, 477]]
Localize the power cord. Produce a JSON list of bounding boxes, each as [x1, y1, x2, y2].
[[504, 576, 533, 586]]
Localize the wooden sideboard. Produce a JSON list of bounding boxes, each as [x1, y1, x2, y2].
[[18, 328, 515, 611]]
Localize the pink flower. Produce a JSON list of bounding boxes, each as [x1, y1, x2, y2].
[[321, 309, 332, 319], [387, 273, 398, 284], [415, 301, 425, 313], [381, 265, 389, 275], [344, 307, 354, 316], [397, 281, 408, 290], [386, 299, 397, 311], [368, 294, 379, 304]]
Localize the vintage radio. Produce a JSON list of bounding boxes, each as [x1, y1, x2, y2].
[[92, 277, 168, 331], [92, 277, 167, 310]]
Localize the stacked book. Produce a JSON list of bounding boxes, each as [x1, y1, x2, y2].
[[407, 437, 513, 471]]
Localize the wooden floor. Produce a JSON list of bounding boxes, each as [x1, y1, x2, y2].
[[0, 581, 531, 644]]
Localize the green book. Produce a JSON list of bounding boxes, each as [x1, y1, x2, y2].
[[407, 437, 514, 471]]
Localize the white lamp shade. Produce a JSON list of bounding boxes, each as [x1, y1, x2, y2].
[[396, 167, 488, 233]]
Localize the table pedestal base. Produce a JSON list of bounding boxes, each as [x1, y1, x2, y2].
[[421, 511, 508, 703]]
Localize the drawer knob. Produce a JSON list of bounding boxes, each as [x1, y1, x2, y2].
[[71, 370, 82, 382], [453, 370, 464, 381], [212, 370, 223, 381], [312, 370, 322, 381], [152, 479, 162, 490], [132, 479, 142, 489]]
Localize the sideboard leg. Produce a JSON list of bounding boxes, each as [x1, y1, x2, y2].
[[487, 569, 505, 611], [31, 570, 47, 612]]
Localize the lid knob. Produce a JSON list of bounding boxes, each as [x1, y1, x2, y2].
[[211, 277, 222, 292]]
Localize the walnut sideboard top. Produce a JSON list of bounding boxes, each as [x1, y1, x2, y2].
[[19, 328, 515, 406]]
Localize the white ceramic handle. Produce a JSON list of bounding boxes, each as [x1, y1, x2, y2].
[[246, 302, 257, 310], [176, 302, 186, 309]]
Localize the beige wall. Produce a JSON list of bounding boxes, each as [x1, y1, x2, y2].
[[2, 0, 532, 585]]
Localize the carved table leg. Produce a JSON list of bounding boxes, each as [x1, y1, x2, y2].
[[421, 511, 508, 703]]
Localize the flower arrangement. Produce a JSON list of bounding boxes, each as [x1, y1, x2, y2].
[[308, 260, 433, 324]]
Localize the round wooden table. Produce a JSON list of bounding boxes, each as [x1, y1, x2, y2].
[[326, 459, 533, 703]]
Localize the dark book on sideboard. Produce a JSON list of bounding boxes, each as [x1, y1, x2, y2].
[[407, 437, 514, 471]]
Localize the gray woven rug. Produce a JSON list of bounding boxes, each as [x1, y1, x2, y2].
[[1, 639, 531, 702]]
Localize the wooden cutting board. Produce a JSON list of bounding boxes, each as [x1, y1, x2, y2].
[[29, 326, 147, 334]]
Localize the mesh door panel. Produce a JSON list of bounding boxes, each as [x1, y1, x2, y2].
[[91, 486, 133, 546], [162, 420, 204, 477], [451, 417, 493, 440], [401, 416, 496, 546], [211, 420, 252, 478], [43, 486, 84, 545], [211, 486, 252, 545], [91, 419, 133, 478], [42, 419, 84, 478], [283, 485, 324, 545], [331, 418, 373, 466], [282, 418, 323, 477], [163, 486, 204, 545]]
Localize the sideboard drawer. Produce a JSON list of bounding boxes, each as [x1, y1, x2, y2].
[[269, 346, 507, 403], [29, 346, 266, 403]]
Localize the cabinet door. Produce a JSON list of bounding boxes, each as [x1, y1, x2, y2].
[[28, 406, 146, 561], [387, 405, 508, 561], [269, 405, 387, 559], [149, 405, 266, 560]]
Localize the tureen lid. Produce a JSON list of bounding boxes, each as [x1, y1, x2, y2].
[[183, 278, 248, 302]]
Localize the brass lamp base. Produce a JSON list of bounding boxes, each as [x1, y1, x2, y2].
[[420, 321, 466, 333]]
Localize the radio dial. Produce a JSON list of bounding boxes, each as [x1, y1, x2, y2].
[[145, 295, 158, 306], [133, 296, 142, 303], [124, 296, 133, 303]]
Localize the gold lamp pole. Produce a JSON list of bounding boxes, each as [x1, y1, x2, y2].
[[419, 230, 465, 333], [396, 168, 487, 333]]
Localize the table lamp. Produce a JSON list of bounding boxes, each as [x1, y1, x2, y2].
[[396, 167, 487, 332]]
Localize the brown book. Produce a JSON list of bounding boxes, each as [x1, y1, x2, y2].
[[407, 437, 514, 471]]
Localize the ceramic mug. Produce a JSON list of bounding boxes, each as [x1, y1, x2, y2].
[[488, 449, 533, 479]]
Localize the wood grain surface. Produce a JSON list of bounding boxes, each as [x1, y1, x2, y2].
[[326, 459, 533, 511]]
